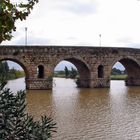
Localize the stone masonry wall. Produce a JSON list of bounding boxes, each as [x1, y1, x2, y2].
[[0, 45, 140, 89]]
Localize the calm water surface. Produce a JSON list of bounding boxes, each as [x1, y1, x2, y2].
[[6, 78, 140, 140]]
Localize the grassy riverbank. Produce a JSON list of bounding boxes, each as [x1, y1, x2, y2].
[[54, 72, 127, 80], [110, 75, 127, 80], [7, 70, 25, 80], [53, 73, 65, 78]]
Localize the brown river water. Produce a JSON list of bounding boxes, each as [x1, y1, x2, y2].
[[6, 77, 140, 140]]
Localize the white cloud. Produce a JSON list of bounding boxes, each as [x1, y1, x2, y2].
[[2, 0, 140, 48], [57, 0, 97, 15]]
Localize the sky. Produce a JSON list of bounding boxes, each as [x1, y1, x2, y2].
[[2, 0, 140, 70], [2, 0, 140, 47]]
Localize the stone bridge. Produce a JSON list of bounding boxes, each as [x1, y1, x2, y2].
[[0, 45, 140, 90]]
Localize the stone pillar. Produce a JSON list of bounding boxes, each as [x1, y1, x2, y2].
[[26, 78, 52, 90], [77, 78, 91, 88], [90, 64, 110, 88], [25, 64, 53, 90], [93, 78, 110, 88], [76, 78, 110, 88], [125, 77, 140, 86]]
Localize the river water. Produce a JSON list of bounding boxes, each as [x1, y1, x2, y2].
[[6, 77, 140, 140]]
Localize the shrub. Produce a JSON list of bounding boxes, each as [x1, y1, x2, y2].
[[0, 88, 56, 139]]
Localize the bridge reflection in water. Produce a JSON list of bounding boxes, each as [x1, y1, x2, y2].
[[6, 77, 140, 140]]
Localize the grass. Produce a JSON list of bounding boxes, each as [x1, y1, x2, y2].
[[110, 75, 127, 80]]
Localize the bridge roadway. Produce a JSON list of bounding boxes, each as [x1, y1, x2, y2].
[[0, 45, 140, 89]]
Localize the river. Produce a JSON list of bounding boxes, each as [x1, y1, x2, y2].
[[5, 77, 140, 140]]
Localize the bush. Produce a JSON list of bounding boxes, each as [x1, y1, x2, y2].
[[0, 88, 56, 139]]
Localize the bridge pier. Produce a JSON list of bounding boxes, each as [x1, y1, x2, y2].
[[76, 79, 91, 88], [125, 78, 140, 86], [93, 78, 110, 88], [26, 78, 52, 90]]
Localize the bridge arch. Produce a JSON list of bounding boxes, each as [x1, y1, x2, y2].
[[53, 57, 91, 88], [0, 58, 29, 78], [0, 58, 30, 89], [110, 57, 140, 86]]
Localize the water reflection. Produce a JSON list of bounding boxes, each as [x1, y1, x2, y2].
[[5, 78, 26, 93], [6, 78, 140, 139]]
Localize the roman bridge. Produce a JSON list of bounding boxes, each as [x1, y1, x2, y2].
[[0, 45, 140, 90]]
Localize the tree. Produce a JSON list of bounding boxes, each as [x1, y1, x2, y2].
[[70, 67, 78, 79], [111, 68, 124, 75], [0, 61, 9, 84], [0, 0, 38, 43], [3, 61, 9, 73], [64, 66, 69, 78], [0, 61, 9, 74]]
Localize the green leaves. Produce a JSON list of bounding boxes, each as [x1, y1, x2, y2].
[[0, 0, 38, 43], [0, 89, 56, 139]]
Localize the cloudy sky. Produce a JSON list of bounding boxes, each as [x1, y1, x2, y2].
[[2, 0, 140, 48]]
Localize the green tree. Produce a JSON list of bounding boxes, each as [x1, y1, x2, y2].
[[3, 61, 9, 73], [0, 0, 38, 43], [9, 67, 17, 78], [70, 67, 78, 79], [64, 66, 69, 78], [0, 61, 9, 83], [0, 61, 9, 73], [111, 68, 124, 75]]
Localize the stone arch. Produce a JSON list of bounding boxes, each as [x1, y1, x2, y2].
[[0, 58, 29, 78], [98, 65, 104, 78], [37, 65, 44, 78], [110, 57, 140, 86], [54, 57, 91, 88], [0, 58, 30, 89]]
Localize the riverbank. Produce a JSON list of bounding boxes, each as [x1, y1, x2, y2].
[[54, 73, 127, 80], [7, 70, 25, 80], [110, 75, 127, 80]]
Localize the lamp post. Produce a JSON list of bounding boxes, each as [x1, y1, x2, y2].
[[25, 27, 27, 46], [99, 34, 101, 47]]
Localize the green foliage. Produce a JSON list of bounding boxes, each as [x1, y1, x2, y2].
[[111, 68, 127, 80], [111, 68, 126, 75], [8, 68, 25, 80], [0, 68, 56, 139], [0, 61, 9, 86], [54, 71, 65, 78], [0, 61, 9, 74], [47, 75, 53, 83], [75, 77, 81, 88], [64, 66, 69, 78], [70, 67, 78, 79], [110, 75, 127, 80], [0, 89, 56, 139], [0, 61, 25, 80], [0, 0, 38, 43], [54, 67, 78, 79]]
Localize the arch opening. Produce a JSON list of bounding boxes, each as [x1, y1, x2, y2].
[[111, 62, 126, 80], [111, 58, 140, 86], [0, 60, 27, 91], [98, 65, 104, 78], [37, 65, 44, 78], [54, 58, 91, 88]]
